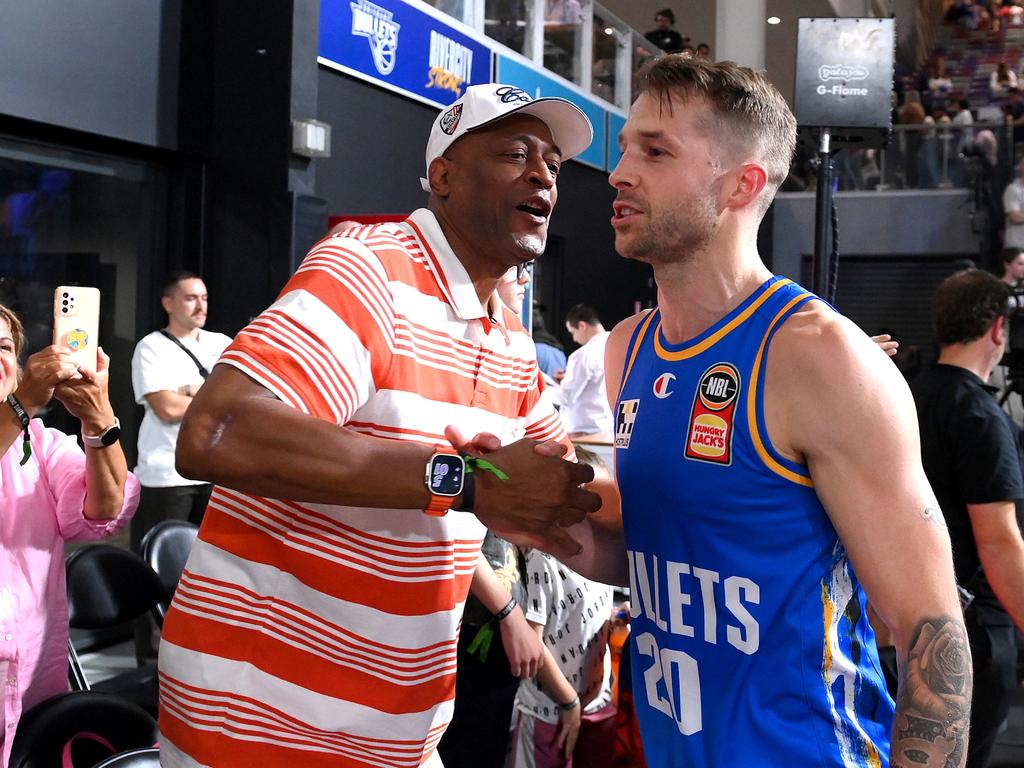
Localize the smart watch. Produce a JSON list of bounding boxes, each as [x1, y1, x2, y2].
[[424, 447, 466, 516], [82, 418, 121, 449]]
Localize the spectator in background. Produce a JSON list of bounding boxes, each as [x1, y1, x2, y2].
[[0, 303, 139, 767], [1001, 246, 1024, 287], [533, 303, 568, 384], [557, 304, 612, 438], [130, 272, 231, 551], [990, 60, 1017, 99], [912, 269, 1024, 768], [643, 8, 684, 54], [927, 57, 954, 104], [695, 42, 711, 59], [952, 98, 975, 154], [1002, 158, 1024, 249]]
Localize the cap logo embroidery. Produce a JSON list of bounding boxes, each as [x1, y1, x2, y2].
[[440, 104, 463, 135], [495, 86, 532, 104]]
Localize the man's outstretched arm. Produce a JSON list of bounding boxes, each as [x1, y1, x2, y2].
[[178, 364, 599, 553]]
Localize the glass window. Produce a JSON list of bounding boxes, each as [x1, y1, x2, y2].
[[544, 0, 587, 84], [0, 135, 167, 457], [592, 5, 633, 108], [484, 0, 532, 54], [422, 0, 474, 25]]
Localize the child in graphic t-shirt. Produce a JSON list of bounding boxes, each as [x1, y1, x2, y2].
[[508, 447, 617, 767]]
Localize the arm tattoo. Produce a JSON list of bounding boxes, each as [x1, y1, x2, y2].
[[891, 616, 972, 768], [920, 506, 947, 531]]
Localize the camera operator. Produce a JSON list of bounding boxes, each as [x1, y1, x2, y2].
[[991, 248, 1024, 423], [913, 268, 1024, 768]]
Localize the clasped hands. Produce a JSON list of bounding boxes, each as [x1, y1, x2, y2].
[[444, 425, 601, 557]]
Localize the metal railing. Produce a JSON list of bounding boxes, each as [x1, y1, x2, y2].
[[786, 122, 1016, 192]]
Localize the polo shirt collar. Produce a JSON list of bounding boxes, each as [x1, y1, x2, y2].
[[406, 208, 486, 321]]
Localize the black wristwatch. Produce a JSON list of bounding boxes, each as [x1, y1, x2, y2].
[[81, 418, 121, 448]]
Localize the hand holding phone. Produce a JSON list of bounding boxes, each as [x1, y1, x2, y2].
[[53, 286, 100, 373]]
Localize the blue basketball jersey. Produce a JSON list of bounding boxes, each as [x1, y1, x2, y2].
[[614, 276, 893, 767]]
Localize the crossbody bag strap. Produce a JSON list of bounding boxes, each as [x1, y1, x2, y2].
[[158, 330, 210, 379]]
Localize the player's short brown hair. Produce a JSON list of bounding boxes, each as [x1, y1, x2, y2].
[[634, 56, 797, 210]]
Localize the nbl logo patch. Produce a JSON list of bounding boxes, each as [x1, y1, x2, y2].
[[440, 104, 463, 135], [615, 399, 640, 448], [685, 362, 740, 466]]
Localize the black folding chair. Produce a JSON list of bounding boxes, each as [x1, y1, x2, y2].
[[9, 691, 157, 768], [140, 520, 199, 621], [65, 545, 168, 715]]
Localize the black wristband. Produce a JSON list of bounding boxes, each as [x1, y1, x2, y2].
[[6, 394, 32, 466], [494, 596, 517, 622], [452, 464, 475, 512], [559, 694, 580, 711], [6, 393, 28, 429]]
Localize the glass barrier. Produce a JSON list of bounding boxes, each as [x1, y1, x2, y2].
[[784, 122, 1016, 193], [543, 0, 588, 84], [483, 0, 533, 54], [592, 4, 631, 110], [422, 0, 476, 26]]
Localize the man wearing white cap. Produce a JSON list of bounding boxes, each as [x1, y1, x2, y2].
[[155, 85, 598, 767]]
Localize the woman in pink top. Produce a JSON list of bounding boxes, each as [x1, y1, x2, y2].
[[0, 303, 139, 766]]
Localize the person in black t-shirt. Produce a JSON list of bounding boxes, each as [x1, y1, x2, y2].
[[643, 8, 684, 54], [912, 268, 1024, 768]]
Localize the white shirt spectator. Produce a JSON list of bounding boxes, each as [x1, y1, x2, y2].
[[557, 330, 612, 435], [1004, 171, 1024, 249], [131, 329, 231, 486]]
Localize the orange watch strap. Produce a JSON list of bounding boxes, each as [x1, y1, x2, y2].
[[424, 445, 461, 516]]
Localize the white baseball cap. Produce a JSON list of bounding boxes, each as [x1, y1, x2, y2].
[[420, 84, 594, 192]]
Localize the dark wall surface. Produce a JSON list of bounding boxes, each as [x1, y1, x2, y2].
[[0, 0, 180, 149]]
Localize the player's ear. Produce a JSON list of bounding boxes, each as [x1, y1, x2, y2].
[[722, 163, 768, 211]]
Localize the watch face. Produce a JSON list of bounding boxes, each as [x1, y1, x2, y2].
[[429, 454, 464, 497], [100, 425, 121, 446]]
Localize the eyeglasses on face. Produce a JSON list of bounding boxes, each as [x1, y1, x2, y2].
[[516, 262, 534, 280]]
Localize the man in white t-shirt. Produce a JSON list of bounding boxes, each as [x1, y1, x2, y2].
[[1003, 159, 1024, 250], [130, 271, 231, 550], [556, 304, 612, 438]]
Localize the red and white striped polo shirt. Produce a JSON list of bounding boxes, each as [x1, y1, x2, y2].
[[157, 209, 569, 768]]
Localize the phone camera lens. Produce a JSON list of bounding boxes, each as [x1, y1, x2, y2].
[[61, 299, 68, 306], [62, 292, 68, 298]]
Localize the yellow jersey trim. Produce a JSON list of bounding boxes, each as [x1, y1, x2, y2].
[[618, 309, 659, 400], [746, 292, 814, 488], [653, 278, 793, 362]]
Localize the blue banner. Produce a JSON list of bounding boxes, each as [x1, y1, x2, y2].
[[495, 54, 608, 171], [319, 0, 492, 108], [607, 112, 626, 170]]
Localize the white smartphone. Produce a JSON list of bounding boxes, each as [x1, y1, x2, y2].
[[53, 286, 101, 372]]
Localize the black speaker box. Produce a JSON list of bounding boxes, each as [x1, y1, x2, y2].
[[794, 17, 895, 148]]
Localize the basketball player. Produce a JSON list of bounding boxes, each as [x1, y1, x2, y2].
[[556, 57, 970, 767]]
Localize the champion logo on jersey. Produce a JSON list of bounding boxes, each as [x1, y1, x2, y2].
[[615, 399, 640, 448], [685, 362, 740, 466], [653, 372, 675, 399]]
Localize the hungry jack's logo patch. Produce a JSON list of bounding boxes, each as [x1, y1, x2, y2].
[[685, 362, 740, 465]]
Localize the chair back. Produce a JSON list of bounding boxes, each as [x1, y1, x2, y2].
[[140, 520, 198, 618], [8, 692, 157, 768], [65, 545, 168, 629], [92, 747, 161, 767]]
